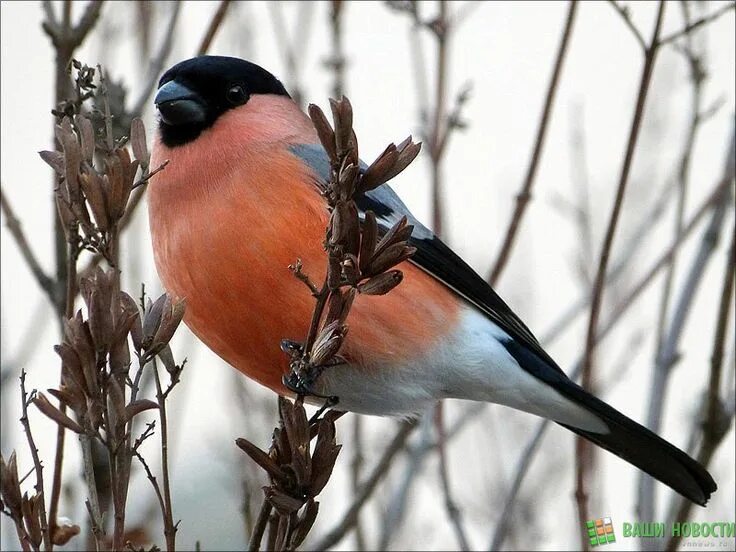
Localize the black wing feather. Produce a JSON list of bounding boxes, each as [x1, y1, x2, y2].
[[355, 190, 567, 377]]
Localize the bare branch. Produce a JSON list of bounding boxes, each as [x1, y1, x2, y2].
[[606, 0, 647, 51], [638, 124, 735, 522], [489, 0, 578, 285], [577, 3, 665, 541], [434, 402, 470, 550], [659, 2, 736, 45], [19, 371, 52, 551], [490, 171, 732, 550], [197, 0, 232, 56], [130, 1, 182, 118], [664, 231, 735, 552], [0, 185, 58, 308]]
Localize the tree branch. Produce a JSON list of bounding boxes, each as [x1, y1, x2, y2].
[[577, 3, 665, 544], [197, 0, 231, 56], [659, 2, 735, 45], [489, 0, 578, 285], [0, 185, 57, 308]]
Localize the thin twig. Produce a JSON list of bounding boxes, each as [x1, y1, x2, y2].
[[80, 434, 105, 549], [19, 371, 52, 551], [434, 402, 470, 550], [606, 0, 647, 51], [133, 450, 167, 530], [197, 0, 231, 56], [312, 420, 417, 550], [267, 1, 315, 108], [327, 0, 346, 99], [489, 0, 578, 285], [664, 231, 735, 552], [638, 124, 734, 522], [350, 415, 366, 551], [490, 172, 732, 551], [153, 358, 176, 552], [659, 2, 735, 45], [0, 185, 57, 308], [653, 0, 703, 367], [130, 1, 181, 118], [428, 0, 448, 237], [577, 3, 665, 544]]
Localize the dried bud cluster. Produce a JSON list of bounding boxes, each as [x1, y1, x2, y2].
[[3, 61, 182, 551], [237, 398, 342, 550], [35, 269, 183, 440], [40, 114, 148, 265], [39, 62, 160, 269], [283, 97, 420, 397], [242, 96, 421, 551], [0, 452, 48, 549]]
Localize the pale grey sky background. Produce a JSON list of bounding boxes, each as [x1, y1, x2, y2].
[[1, 1, 734, 550]]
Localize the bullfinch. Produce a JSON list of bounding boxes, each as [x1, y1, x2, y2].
[[147, 56, 716, 506]]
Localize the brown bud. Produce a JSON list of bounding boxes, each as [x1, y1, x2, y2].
[[33, 393, 84, 434], [330, 97, 353, 157], [327, 254, 342, 290], [22, 494, 43, 547], [311, 326, 345, 366], [150, 296, 185, 353], [324, 288, 355, 326], [359, 211, 378, 272], [75, 115, 95, 163], [47, 386, 85, 412], [279, 398, 309, 462], [328, 201, 350, 246], [308, 103, 337, 162], [142, 295, 167, 350], [130, 117, 150, 168], [341, 254, 360, 285], [358, 143, 399, 193], [344, 202, 361, 256], [0, 451, 23, 516], [124, 400, 159, 423], [236, 438, 287, 482], [380, 137, 421, 183], [264, 487, 304, 515], [55, 194, 77, 239], [108, 378, 127, 425], [336, 162, 359, 200], [366, 244, 416, 276], [39, 150, 65, 176], [54, 342, 86, 395], [358, 270, 403, 295], [290, 498, 319, 548], [87, 286, 114, 354], [56, 118, 81, 201], [63, 312, 96, 396], [79, 171, 109, 231], [308, 419, 341, 497]]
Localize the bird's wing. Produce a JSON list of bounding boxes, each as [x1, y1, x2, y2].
[[289, 143, 566, 377]]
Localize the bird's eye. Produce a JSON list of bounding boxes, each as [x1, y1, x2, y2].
[[226, 85, 247, 105]]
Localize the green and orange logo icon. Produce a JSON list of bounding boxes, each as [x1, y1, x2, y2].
[[587, 517, 616, 546]]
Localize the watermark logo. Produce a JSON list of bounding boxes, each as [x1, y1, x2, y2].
[[586, 517, 616, 547]]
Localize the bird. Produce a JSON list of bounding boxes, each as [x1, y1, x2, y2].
[[147, 55, 716, 506]]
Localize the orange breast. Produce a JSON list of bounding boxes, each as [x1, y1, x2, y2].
[[149, 115, 460, 395]]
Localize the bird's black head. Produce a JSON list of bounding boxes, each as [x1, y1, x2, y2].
[[155, 56, 290, 148]]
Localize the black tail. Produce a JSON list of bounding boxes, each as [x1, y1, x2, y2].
[[559, 394, 716, 506], [501, 339, 717, 505]]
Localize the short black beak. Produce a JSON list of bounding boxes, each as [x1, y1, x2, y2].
[[155, 80, 206, 126]]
